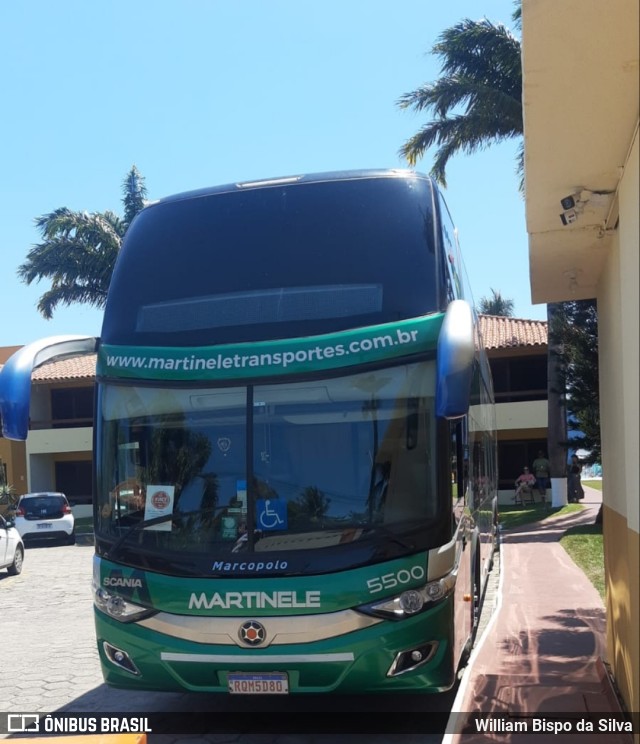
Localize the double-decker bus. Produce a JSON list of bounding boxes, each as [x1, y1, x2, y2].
[[0, 169, 497, 695]]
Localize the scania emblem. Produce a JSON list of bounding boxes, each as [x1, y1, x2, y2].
[[217, 437, 231, 453], [238, 620, 266, 646]]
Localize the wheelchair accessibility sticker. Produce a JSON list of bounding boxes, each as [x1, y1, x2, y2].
[[256, 499, 288, 531]]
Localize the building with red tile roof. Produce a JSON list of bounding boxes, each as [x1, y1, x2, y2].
[[479, 315, 547, 350]]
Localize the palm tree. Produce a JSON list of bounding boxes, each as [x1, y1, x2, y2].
[[397, 1, 567, 502], [397, 5, 523, 191], [18, 165, 147, 319], [478, 289, 515, 317]]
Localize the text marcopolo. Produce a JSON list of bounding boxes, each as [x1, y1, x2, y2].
[[212, 559, 288, 573]]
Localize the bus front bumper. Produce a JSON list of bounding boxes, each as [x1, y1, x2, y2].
[[95, 599, 457, 694]]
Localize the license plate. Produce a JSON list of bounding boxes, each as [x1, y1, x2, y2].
[[37, 523, 53, 529], [227, 672, 289, 694]]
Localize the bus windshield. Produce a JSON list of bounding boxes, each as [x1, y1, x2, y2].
[[96, 360, 438, 574]]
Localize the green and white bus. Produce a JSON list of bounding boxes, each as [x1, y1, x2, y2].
[[0, 169, 497, 695]]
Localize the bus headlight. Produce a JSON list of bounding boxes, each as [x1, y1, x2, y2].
[[357, 572, 456, 620], [93, 585, 155, 623]]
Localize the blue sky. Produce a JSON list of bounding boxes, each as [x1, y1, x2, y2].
[[0, 0, 544, 348]]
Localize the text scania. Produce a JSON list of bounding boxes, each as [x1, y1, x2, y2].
[[103, 577, 143, 588], [189, 590, 321, 610]]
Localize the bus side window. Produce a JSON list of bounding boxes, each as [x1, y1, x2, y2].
[[438, 191, 463, 301]]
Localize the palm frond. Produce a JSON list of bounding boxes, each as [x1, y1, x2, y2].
[[400, 112, 521, 179], [433, 19, 521, 83], [19, 167, 148, 319], [36, 283, 110, 320], [33, 208, 124, 242], [398, 75, 522, 124], [478, 289, 515, 317], [516, 140, 525, 195], [397, 10, 523, 191], [512, 1, 522, 31], [18, 208, 124, 317]]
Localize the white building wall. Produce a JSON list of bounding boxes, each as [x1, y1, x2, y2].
[[495, 400, 547, 431], [26, 427, 93, 455], [28, 453, 55, 492], [25, 428, 93, 492], [598, 130, 639, 530]]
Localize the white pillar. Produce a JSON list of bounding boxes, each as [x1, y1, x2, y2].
[[551, 477, 567, 507]]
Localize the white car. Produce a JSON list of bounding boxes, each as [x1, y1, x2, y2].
[[0, 514, 24, 574], [14, 492, 75, 545]]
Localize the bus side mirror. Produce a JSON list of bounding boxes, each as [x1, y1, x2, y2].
[[0, 335, 98, 441], [435, 300, 474, 419]]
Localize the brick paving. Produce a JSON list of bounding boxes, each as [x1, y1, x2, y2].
[[445, 486, 632, 744]]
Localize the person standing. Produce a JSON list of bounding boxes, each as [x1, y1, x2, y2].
[[567, 454, 585, 503], [532, 450, 551, 500]]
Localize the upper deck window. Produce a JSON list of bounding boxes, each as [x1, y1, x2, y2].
[[102, 174, 441, 346]]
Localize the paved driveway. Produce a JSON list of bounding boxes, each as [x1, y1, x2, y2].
[[1, 541, 456, 743]]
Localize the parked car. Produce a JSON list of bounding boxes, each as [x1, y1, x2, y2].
[[14, 492, 75, 545], [0, 514, 24, 574]]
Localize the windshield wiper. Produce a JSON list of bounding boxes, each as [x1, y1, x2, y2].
[[366, 524, 416, 552], [104, 506, 230, 561]]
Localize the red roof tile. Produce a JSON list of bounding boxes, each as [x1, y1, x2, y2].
[[31, 354, 97, 382], [479, 314, 548, 349]]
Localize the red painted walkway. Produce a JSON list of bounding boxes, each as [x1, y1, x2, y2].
[[445, 485, 634, 743]]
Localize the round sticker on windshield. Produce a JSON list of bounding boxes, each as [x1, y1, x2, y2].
[[151, 490, 170, 510]]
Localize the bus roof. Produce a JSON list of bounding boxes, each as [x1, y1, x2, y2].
[[146, 169, 432, 209]]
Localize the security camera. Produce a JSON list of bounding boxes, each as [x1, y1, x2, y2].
[[560, 194, 576, 210], [560, 209, 578, 226]]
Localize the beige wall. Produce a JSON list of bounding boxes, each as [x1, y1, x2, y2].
[[0, 439, 28, 495], [0, 346, 22, 364], [495, 400, 547, 432], [597, 129, 639, 713], [617, 132, 639, 535]]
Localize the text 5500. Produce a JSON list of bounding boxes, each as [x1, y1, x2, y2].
[[366, 565, 425, 594]]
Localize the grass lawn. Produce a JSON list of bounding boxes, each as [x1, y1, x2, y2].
[[498, 502, 582, 531], [560, 524, 605, 600], [582, 479, 602, 491]]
